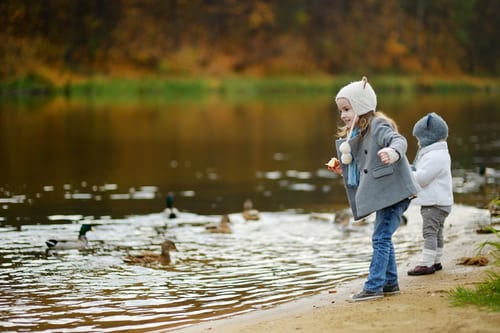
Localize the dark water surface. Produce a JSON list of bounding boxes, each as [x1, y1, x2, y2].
[[1, 93, 498, 218], [0, 92, 498, 332]]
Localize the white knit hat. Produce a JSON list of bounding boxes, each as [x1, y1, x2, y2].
[[335, 76, 377, 116]]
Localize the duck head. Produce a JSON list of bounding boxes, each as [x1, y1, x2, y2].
[[161, 240, 178, 256], [220, 214, 231, 225], [79, 224, 93, 236]]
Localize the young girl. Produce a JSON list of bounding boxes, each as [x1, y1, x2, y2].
[[408, 113, 453, 275], [328, 77, 418, 302]]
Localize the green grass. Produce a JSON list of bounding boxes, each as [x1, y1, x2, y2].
[[65, 78, 209, 98], [0, 72, 55, 95], [449, 227, 500, 311], [1, 74, 499, 101], [449, 271, 500, 311]]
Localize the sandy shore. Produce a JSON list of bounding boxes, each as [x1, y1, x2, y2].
[[170, 205, 500, 333]]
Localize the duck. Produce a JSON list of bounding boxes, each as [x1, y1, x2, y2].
[[164, 192, 177, 219], [124, 240, 178, 266], [334, 209, 351, 226], [242, 199, 260, 221], [452, 166, 498, 194], [333, 209, 371, 232], [46, 224, 93, 251], [205, 214, 232, 234], [309, 212, 334, 222]]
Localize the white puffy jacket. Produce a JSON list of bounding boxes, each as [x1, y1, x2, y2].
[[411, 141, 453, 206]]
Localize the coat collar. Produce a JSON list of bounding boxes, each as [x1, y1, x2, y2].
[[419, 141, 448, 155]]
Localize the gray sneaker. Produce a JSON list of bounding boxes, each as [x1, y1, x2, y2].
[[383, 284, 400, 295], [350, 290, 383, 302]]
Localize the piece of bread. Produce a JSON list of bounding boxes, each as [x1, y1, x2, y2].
[[325, 157, 340, 168]]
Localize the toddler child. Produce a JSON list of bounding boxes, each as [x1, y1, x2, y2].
[[408, 113, 453, 275]]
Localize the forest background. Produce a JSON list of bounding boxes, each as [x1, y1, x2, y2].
[[1, 0, 499, 92]]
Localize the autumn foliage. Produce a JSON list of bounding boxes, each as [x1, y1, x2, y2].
[[1, 0, 499, 82]]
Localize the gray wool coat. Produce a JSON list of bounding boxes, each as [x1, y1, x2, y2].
[[335, 116, 418, 220]]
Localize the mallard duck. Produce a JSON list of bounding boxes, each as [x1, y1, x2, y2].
[[205, 214, 232, 234], [46, 224, 93, 251], [124, 240, 178, 265], [242, 199, 260, 221], [334, 209, 351, 226], [334, 210, 370, 232], [164, 192, 177, 219], [309, 213, 334, 222]]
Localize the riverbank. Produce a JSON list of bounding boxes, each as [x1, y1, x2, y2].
[[2, 74, 499, 99], [169, 205, 500, 333]]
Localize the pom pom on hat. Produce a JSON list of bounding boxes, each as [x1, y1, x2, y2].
[[413, 113, 449, 147], [335, 76, 377, 116]]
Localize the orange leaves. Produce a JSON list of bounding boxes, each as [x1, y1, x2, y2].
[[248, 2, 275, 29]]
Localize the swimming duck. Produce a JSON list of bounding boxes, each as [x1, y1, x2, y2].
[[164, 192, 177, 219], [309, 212, 334, 222], [333, 210, 371, 232], [205, 214, 232, 234], [46, 224, 93, 251], [242, 199, 260, 221], [124, 240, 178, 266], [334, 209, 351, 226]]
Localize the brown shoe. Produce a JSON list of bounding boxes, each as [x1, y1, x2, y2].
[[408, 265, 435, 276]]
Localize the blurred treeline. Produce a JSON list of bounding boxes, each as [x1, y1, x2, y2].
[[1, 0, 499, 83]]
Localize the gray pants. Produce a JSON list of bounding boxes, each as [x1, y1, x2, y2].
[[421, 206, 449, 251]]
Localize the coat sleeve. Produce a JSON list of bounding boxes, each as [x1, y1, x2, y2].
[[371, 117, 407, 157]]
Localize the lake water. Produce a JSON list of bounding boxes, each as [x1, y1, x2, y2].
[[0, 92, 499, 332]]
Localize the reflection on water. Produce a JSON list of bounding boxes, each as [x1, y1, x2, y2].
[[0, 93, 498, 218], [0, 92, 499, 331]]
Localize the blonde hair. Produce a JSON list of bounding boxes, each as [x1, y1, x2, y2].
[[336, 111, 399, 139]]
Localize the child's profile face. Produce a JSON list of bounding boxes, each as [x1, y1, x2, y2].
[[336, 98, 356, 128]]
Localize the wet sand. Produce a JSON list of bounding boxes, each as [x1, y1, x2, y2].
[[170, 205, 500, 333]]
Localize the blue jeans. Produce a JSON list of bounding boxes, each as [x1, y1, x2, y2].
[[364, 198, 410, 292]]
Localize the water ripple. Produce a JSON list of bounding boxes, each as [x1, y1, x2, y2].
[[0, 205, 489, 332]]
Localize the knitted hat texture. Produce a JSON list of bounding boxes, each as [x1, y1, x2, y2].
[[412, 113, 449, 147], [335, 77, 377, 116]]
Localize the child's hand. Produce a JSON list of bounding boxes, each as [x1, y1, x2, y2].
[[377, 148, 400, 165], [326, 157, 342, 175]]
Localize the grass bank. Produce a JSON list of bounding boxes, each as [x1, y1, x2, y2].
[[449, 227, 500, 312], [1, 74, 499, 100]]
